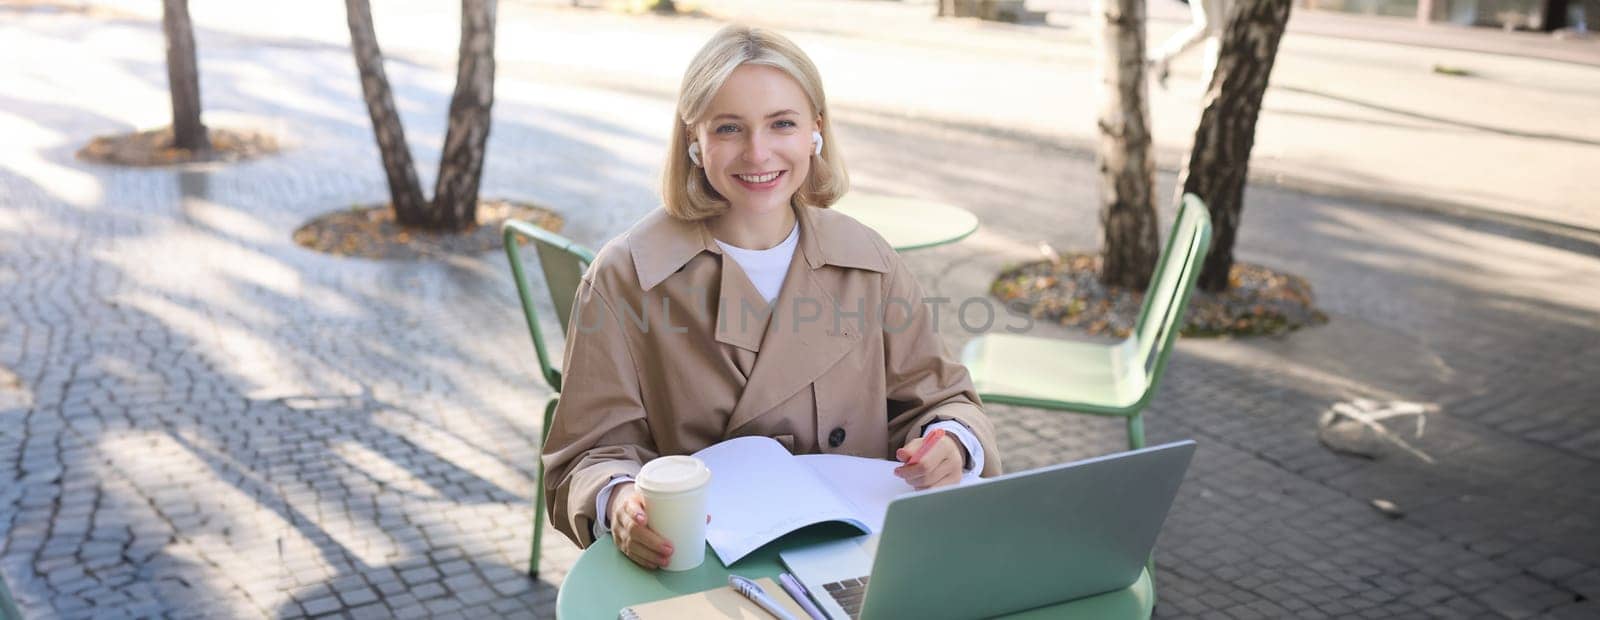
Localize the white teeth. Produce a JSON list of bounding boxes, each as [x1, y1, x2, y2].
[[736, 172, 780, 183]]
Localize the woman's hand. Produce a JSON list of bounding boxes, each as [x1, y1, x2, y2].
[[607, 483, 673, 570], [893, 433, 966, 490], [606, 482, 713, 570]]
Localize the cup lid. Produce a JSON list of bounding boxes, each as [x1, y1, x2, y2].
[[636, 456, 711, 495]]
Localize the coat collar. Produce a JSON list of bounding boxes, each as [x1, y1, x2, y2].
[[628, 203, 892, 434], [629, 203, 889, 293]]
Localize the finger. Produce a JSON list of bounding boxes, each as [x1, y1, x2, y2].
[[894, 450, 938, 476], [613, 495, 643, 530], [926, 447, 956, 476], [630, 523, 676, 557], [895, 438, 923, 463], [624, 544, 663, 570], [637, 543, 670, 568], [910, 453, 957, 489], [896, 448, 950, 483], [619, 528, 670, 568], [624, 494, 649, 521], [930, 467, 962, 488], [627, 504, 665, 556], [892, 463, 923, 485], [894, 460, 932, 486], [903, 466, 930, 488]]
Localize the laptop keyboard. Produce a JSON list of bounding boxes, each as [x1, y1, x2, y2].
[[822, 576, 869, 619]]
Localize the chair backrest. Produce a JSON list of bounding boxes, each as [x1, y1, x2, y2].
[[503, 220, 597, 393], [1131, 194, 1213, 393]]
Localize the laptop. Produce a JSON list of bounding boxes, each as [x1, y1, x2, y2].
[[779, 440, 1196, 620]]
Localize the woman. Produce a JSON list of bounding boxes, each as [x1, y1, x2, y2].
[[541, 24, 1003, 571]]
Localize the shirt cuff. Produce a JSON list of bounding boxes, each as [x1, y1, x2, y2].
[[926, 420, 984, 475], [592, 476, 636, 540]]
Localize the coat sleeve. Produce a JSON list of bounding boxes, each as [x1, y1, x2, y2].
[[879, 255, 1004, 477], [541, 278, 658, 548]]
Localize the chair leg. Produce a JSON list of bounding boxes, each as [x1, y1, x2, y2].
[[1126, 414, 1146, 450], [1126, 414, 1157, 606], [529, 398, 558, 578], [1146, 553, 1157, 607]]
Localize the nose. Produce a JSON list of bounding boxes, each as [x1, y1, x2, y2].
[[740, 130, 774, 164]]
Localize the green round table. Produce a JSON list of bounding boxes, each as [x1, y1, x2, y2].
[[556, 533, 1155, 619], [832, 194, 979, 252]]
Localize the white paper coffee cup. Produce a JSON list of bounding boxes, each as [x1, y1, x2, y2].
[[636, 455, 712, 571]]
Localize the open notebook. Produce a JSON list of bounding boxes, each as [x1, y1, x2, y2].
[[693, 436, 977, 565]]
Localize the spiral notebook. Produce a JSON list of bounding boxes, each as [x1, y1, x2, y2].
[[616, 577, 809, 619]]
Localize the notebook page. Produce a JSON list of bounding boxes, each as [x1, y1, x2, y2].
[[693, 436, 867, 565], [794, 454, 907, 532], [798, 454, 986, 532]]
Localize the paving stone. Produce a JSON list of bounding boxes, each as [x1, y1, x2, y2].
[[399, 566, 441, 586], [299, 595, 342, 617], [1560, 568, 1600, 599], [391, 602, 432, 620], [409, 582, 447, 601], [424, 597, 464, 614], [347, 602, 391, 620], [337, 586, 379, 607], [456, 585, 497, 607]]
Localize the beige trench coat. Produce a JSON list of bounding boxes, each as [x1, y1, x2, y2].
[[541, 204, 1003, 548]]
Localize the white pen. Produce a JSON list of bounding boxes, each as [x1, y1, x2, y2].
[[778, 572, 828, 620], [729, 574, 799, 620]]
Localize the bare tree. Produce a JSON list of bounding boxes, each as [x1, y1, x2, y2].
[[1174, 0, 1292, 292], [429, 0, 498, 229], [1094, 0, 1160, 290], [162, 0, 207, 150], [344, 0, 498, 231]]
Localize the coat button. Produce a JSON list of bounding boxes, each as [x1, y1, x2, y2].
[[828, 427, 846, 448]]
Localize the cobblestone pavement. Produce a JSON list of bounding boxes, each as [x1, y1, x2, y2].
[[2, 2, 1598, 619]]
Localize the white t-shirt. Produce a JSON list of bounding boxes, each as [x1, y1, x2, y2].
[[713, 222, 801, 303]]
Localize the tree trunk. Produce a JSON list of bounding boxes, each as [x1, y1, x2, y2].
[[344, 0, 429, 224], [430, 0, 498, 231], [1095, 0, 1160, 291], [162, 0, 207, 151], [1540, 0, 1569, 31], [1175, 0, 1292, 293]]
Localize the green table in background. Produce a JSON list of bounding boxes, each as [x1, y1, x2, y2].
[[556, 533, 1154, 619], [832, 194, 979, 252]]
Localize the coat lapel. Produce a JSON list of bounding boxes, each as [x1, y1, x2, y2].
[[725, 210, 867, 435], [713, 255, 770, 353]]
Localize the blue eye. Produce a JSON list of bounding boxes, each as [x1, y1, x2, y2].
[[715, 124, 739, 134], [774, 119, 797, 129]]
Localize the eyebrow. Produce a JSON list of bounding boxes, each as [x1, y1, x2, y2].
[[711, 109, 799, 122]]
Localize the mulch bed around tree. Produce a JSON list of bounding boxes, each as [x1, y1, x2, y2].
[[992, 252, 1328, 338], [77, 126, 279, 167], [292, 199, 565, 260]]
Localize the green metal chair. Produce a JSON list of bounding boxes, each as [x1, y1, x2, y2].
[[502, 219, 596, 578], [961, 194, 1212, 607], [961, 193, 1212, 451]]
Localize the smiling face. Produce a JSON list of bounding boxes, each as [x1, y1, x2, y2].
[[692, 64, 820, 219]]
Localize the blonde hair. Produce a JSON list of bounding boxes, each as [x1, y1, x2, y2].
[[662, 25, 848, 221]]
